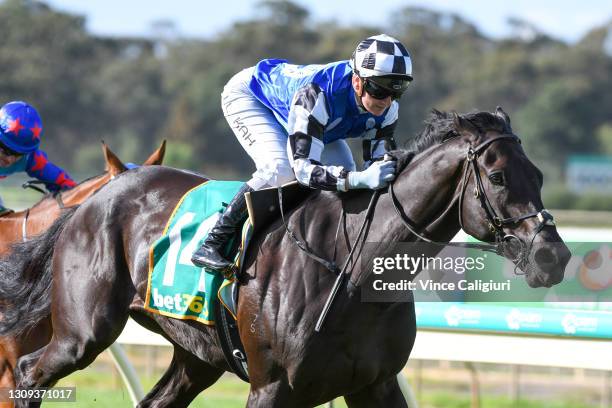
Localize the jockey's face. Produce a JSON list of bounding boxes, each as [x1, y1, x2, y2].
[[0, 143, 23, 167], [352, 74, 392, 116], [0, 152, 20, 167]]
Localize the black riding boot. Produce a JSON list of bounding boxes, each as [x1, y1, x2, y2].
[[191, 184, 254, 271]]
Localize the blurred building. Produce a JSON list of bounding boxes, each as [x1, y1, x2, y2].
[[567, 155, 612, 194]]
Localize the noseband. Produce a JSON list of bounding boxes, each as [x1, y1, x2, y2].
[[390, 133, 555, 273]]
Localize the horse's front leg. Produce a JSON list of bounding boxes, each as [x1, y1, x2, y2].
[[13, 346, 46, 408], [344, 375, 410, 408], [246, 380, 311, 408]]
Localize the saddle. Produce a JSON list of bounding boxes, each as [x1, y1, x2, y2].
[[215, 181, 309, 382]]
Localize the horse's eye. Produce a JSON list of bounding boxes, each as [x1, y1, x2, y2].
[[488, 171, 505, 186]]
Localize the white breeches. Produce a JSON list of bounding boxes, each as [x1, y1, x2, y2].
[[221, 68, 355, 190]]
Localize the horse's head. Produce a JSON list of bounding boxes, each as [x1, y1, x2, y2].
[[453, 107, 570, 287]]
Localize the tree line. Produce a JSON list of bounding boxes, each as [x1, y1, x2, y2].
[[1, 0, 611, 209]]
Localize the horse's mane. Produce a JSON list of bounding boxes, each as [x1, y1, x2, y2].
[[407, 109, 511, 154], [393, 109, 512, 171]]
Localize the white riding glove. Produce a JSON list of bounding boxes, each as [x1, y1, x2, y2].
[[347, 159, 396, 190]]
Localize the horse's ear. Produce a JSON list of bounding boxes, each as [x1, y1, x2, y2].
[[495, 106, 512, 129], [102, 141, 128, 177], [452, 112, 479, 135], [142, 139, 166, 166]]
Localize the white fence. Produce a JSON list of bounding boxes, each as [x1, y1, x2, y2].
[[113, 320, 417, 406], [109, 226, 612, 406], [112, 319, 612, 407]]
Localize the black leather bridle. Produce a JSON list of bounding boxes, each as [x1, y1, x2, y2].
[[308, 132, 556, 331], [390, 133, 556, 273]]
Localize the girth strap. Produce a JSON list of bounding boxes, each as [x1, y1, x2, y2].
[[214, 296, 249, 382]]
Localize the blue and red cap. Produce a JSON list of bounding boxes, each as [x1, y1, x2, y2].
[[0, 101, 43, 154]]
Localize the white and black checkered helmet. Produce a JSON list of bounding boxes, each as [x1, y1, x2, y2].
[[350, 34, 413, 81]]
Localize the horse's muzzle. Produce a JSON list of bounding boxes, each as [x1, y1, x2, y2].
[[525, 242, 571, 288]]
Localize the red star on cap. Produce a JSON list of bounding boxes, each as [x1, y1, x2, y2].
[[30, 151, 48, 172], [31, 124, 42, 139], [7, 118, 25, 135]]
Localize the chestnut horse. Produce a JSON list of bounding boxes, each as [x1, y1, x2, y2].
[[0, 141, 166, 255], [0, 141, 165, 407], [3, 110, 570, 407]]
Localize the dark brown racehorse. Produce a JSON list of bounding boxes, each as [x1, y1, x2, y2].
[[1, 109, 570, 408], [0, 141, 165, 407]]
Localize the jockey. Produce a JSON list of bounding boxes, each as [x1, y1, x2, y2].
[[192, 34, 413, 272], [0, 101, 76, 214]]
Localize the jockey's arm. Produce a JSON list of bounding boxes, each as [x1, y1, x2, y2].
[[288, 84, 350, 192], [25, 149, 76, 192], [362, 102, 399, 168]]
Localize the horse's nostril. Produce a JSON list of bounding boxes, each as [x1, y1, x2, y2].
[[534, 247, 555, 266]]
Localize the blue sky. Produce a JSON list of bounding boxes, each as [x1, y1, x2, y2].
[[45, 0, 612, 43]]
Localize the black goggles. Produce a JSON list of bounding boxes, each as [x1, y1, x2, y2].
[[363, 77, 411, 100], [0, 141, 23, 157]]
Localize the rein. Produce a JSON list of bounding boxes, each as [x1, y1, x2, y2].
[[22, 180, 47, 195], [390, 133, 555, 273], [277, 187, 382, 332], [282, 133, 555, 332], [277, 188, 340, 274], [21, 180, 66, 208]]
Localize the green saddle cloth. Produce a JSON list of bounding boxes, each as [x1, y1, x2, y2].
[[144, 180, 244, 325]]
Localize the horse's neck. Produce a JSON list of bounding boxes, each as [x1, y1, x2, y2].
[[0, 212, 26, 255], [285, 145, 466, 249], [6, 173, 110, 240], [22, 174, 106, 214], [59, 174, 110, 206], [270, 145, 465, 283], [370, 145, 465, 244]]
